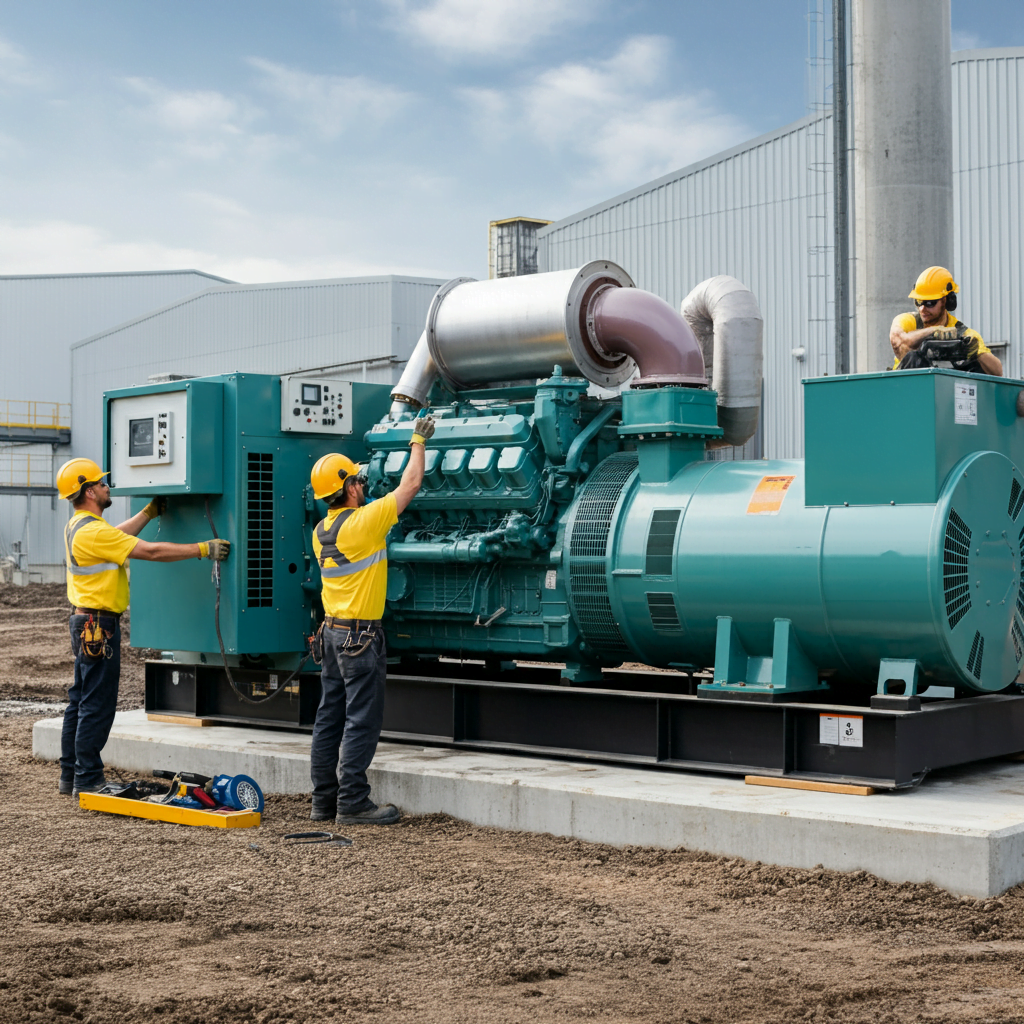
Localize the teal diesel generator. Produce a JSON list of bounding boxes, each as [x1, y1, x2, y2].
[[110, 263, 1024, 788]]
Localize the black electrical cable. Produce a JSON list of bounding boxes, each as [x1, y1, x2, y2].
[[204, 497, 310, 705]]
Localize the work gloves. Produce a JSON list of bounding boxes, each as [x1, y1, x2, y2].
[[142, 496, 167, 520], [410, 414, 436, 446], [931, 327, 959, 341], [198, 539, 231, 561]]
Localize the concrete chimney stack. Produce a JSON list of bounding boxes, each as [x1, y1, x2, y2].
[[851, 0, 954, 372]]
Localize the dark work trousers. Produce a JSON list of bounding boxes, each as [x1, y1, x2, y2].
[[61, 615, 121, 789], [309, 627, 387, 815]]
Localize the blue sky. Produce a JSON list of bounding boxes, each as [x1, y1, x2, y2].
[[0, 0, 1020, 282]]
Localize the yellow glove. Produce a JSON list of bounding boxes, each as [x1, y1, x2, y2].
[[410, 414, 435, 446], [142, 497, 167, 520], [198, 539, 231, 561], [930, 327, 958, 341]]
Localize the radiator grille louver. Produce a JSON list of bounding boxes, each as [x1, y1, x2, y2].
[[966, 630, 985, 680], [943, 508, 972, 631], [566, 452, 638, 658], [646, 592, 682, 632], [644, 510, 681, 576], [246, 452, 274, 608]]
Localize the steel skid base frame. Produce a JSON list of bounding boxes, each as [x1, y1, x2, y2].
[[144, 660, 1024, 790]]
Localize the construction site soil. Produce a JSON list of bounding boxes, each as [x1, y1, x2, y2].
[[3, 582, 1024, 1023]]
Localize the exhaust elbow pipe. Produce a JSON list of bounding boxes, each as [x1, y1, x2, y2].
[[587, 287, 707, 388], [680, 276, 763, 448]]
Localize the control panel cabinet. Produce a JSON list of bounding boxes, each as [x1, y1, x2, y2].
[[103, 373, 391, 662]]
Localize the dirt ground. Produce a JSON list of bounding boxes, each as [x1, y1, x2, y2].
[[3, 584, 1024, 1023]]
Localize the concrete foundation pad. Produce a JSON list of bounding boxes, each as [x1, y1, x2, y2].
[[33, 710, 1024, 898]]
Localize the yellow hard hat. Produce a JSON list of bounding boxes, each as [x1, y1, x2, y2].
[[909, 266, 959, 303], [311, 453, 361, 500], [56, 458, 108, 501]]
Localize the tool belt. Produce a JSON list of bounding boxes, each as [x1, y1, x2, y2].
[[70, 609, 118, 660], [74, 607, 121, 619], [323, 617, 381, 630], [311, 617, 381, 662]]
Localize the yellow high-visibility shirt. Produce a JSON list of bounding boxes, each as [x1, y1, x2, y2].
[[64, 511, 139, 614], [312, 494, 398, 620], [892, 311, 990, 369]]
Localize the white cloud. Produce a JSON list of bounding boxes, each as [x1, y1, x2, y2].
[[0, 35, 40, 89], [0, 218, 441, 283], [951, 30, 985, 52], [384, 0, 594, 58], [466, 36, 748, 189], [123, 77, 260, 159], [249, 58, 411, 139]]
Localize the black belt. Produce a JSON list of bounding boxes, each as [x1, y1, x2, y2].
[[323, 617, 381, 630], [73, 607, 121, 620]]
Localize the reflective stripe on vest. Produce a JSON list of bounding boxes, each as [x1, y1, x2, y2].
[[319, 547, 387, 578], [64, 516, 119, 576]]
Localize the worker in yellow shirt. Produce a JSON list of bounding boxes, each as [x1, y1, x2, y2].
[[56, 457, 230, 799], [889, 266, 1003, 376], [308, 414, 434, 826]]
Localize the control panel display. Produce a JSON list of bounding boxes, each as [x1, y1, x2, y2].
[[280, 376, 353, 435], [110, 393, 186, 486]]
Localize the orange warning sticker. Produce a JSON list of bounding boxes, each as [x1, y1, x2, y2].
[[746, 475, 796, 516]]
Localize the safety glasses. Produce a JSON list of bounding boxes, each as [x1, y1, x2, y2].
[[915, 298, 942, 309]]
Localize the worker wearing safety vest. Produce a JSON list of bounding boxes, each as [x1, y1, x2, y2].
[[889, 266, 1003, 376], [308, 414, 433, 826], [56, 458, 231, 799]]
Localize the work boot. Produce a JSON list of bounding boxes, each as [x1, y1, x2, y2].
[[337, 802, 400, 826], [58, 778, 74, 796], [72, 779, 109, 800], [310, 805, 335, 822]]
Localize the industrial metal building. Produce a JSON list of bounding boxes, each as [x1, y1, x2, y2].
[[0, 270, 231, 580], [68, 275, 445, 542], [539, 46, 1024, 459]]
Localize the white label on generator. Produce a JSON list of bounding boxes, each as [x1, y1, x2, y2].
[[954, 381, 977, 425], [838, 715, 864, 747], [819, 715, 839, 745], [544, 569, 557, 590]]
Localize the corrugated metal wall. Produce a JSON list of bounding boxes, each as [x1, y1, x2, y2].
[[952, 47, 1024, 381], [539, 114, 836, 460], [539, 46, 1024, 460], [66, 276, 443, 549], [0, 270, 230, 575]]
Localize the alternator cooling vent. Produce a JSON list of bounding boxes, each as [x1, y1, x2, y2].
[[1018, 522, 1024, 622], [1010, 478, 1024, 521], [966, 629, 985, 680], [646, 592, 682, 632], [566, 452, 638, 659], [1012, 619, 1023, 665], [943, 508, 972, 631], [645, 510, 681, 576], [246, 452, 274, 608]]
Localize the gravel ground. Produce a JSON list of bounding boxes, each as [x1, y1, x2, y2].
[[3, 583, 1024, 1023]]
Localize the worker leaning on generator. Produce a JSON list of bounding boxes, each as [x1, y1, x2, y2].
[[307, 413, 434, 826], [56, 458, 230, 799], [889, 266, 1003, 376]]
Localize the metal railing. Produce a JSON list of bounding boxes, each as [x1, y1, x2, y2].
[[0, 400, 71, 430], [0, 451, 55, 489]]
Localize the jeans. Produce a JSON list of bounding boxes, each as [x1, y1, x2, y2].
[[309, 626, 387, 815], [60, 614, 121, 790]]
